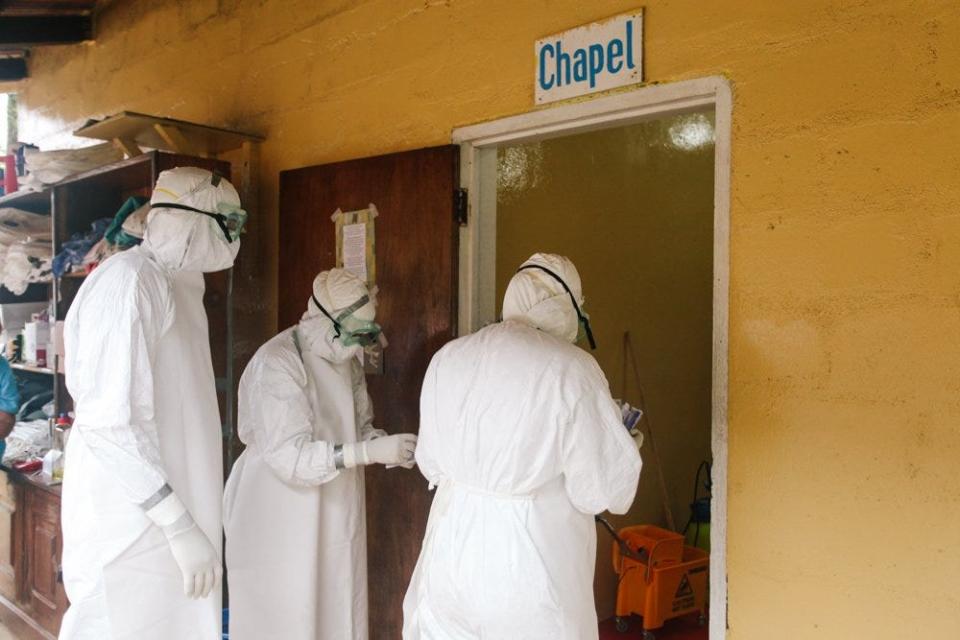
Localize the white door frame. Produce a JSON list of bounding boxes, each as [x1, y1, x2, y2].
[[451, 75, 731, 638]]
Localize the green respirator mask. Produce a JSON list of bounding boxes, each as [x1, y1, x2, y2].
[[149, 202, 248, 243], [311, 293, 382, 347]]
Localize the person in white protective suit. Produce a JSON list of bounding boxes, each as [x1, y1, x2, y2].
[[403, 253, 643, 640], [60, 167, 247, 640], [223, 268, 418, 640]]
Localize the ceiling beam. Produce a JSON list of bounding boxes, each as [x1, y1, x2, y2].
[[0, 56, 26, 81], [0, 15, 92, 46], [0, 1, 96, 16]]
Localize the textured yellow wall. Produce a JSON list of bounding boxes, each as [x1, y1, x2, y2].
[[13, 1, 960, 638], [493, 115, 716, 619]]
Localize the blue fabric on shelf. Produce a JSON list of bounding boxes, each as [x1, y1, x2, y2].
[[52, 217, 112, 278]]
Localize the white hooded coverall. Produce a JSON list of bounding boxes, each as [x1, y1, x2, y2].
[[403, 253, 642, 640], [60, 167, 240, 640], [223, 271, 386, 640]]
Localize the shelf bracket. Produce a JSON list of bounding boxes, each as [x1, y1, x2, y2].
[[112, 137, 141, 158]]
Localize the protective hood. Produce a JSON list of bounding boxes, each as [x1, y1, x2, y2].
[[298, 268, 376, 362], [143, 167, 241, 272], [502, 253, 584, 344]]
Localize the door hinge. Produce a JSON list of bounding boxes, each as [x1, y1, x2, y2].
[[454, 188, 468, 226]]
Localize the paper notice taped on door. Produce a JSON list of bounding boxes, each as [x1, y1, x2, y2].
[[331, 204, 378, 287], [342, 222, 367, 281]]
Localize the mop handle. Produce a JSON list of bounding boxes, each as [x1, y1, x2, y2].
[[622, 331, 677, 532]]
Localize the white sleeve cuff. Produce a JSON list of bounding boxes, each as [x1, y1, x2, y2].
[[341, 442, 368, 468], [144, 490, 188, 528]]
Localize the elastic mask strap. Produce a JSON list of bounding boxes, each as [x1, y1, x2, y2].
[[334, 294, 371, 323], [516, 264, 597, 350], [311, 294, 343, 339], [151, 202, 233, 244]]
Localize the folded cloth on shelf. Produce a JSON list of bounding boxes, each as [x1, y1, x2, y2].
[[0, 208, 52, 244], [2, 419, 51, 464], [3, 240, 52, 294], [52, 218, 112, 278], [18, 143, 124, 191], [0, 208, 53, 293], [81, 237, 122, 272]]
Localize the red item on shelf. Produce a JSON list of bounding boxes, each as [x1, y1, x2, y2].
[[12, 458, 42, 473], [2, 155, 16, 194]]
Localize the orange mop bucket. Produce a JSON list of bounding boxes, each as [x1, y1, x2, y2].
[[606, 523, 708, 639]]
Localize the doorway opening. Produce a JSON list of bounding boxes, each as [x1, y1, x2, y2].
[[453, 77, 730, 640]]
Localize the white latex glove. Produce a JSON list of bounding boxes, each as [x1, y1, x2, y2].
[[165, 521, 221, 598], [145, 489, 221, 598], [342, 433, 417, 467], [365, 433, 417, 465]]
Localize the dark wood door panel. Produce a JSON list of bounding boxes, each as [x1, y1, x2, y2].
[[279, 145, 459, 638]]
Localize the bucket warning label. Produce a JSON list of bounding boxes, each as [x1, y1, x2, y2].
[[672, 574, 695, 612]]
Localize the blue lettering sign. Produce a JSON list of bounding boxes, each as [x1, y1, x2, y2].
[[588, 44, 604, 88], [556, 40, 571, 86], [607, 38, 623, 73], [535, 15, 640, 99], [573, 48, 587, 82], [539, 43, 554, 90]]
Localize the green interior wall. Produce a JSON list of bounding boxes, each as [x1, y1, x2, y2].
[[494, 111, 716, 618]]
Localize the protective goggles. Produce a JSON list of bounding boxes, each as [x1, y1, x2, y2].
[[151, 202, 247, 243], [311, 293, 382, 347], [516, 264, 597, 350]]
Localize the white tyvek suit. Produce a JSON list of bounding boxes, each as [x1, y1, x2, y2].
[[223, 270, 386, 640], [60, 167, 240, 640], [403, 254, 642, 640]]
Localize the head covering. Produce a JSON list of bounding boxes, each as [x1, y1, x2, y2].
[[308, 268, 376, 321], [299, 268, 376, 362], [143, 167, 241, 272], [502, 253, 584, 344]]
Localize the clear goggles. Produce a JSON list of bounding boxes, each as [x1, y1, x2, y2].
[[516, 264, 597, 350], [312, 293, 382, 348], [151, 201, 247, 243]]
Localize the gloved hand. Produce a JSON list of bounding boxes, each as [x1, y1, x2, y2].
[[144, 488, 221, 598], [164, 520, 221, 598], [366, 433, 417, 465], [341, 433, 417, 467]]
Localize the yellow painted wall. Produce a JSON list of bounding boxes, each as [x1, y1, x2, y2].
[[12, 1, 960, 637], [493, 114, 715, 619]]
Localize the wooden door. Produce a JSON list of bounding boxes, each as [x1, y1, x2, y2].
[[279, 145, 459, 637]]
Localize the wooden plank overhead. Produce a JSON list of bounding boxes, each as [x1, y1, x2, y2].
[[75, 112, 265, 156], [0, 0, 96, 54], [0, 1, 97, 16], [0, 15, 92, 46]]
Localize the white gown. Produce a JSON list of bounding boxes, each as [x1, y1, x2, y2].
[[60, 263, 224, 640], [224, 317, 381, 640], [59, 167, 240, 640], [403, 319, 642, 640]]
